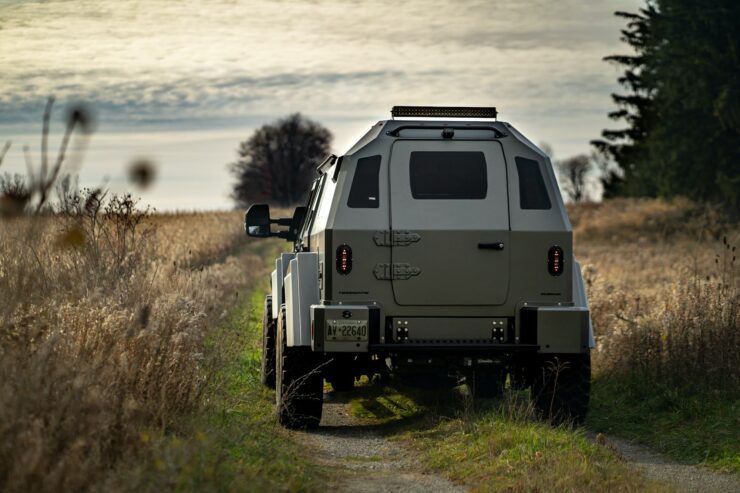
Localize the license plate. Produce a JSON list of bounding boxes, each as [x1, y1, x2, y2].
[[326, 319, 368, 341]]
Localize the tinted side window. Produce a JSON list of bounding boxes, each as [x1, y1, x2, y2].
[[409, 151, 487, 199], [348, 155, 381, 208], [312, 164, 337, 234], [515, 157, 551, 210], [300, 174, 326, 242]]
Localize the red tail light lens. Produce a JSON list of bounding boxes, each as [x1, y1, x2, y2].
[[336, 244, 352, 274], [548, 246, 564, 276]]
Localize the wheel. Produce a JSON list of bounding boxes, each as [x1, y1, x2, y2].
[[531, 352, 591, 425], [470, 367, 507, 399], [260, 296, 276, 388], [275, 307, 323, 429], [328, 373, 355, 392]]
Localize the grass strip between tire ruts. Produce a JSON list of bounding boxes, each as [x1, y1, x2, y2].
[[346, 382, 672, 492]]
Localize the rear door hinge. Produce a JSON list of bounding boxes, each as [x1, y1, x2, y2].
[[373, 263, 421, 280], [373, 230, 421, 247]]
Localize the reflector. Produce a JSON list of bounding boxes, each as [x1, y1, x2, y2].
[[391, 106, 498, 119]]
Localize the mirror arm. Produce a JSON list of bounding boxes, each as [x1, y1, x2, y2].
[[271, 218, 293, 226], [275, 230, 299, 242]]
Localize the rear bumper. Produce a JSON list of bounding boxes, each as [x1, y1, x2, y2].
[[368, 342, 538, 352], [310, 304, 590, 355], [520, 305, 590, 354]]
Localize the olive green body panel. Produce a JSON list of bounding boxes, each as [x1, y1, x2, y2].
[[389, 229, 511, 306]]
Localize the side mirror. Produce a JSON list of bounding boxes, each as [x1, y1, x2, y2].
[[245, 204, 307, 242], [245, 204, 272, 237]]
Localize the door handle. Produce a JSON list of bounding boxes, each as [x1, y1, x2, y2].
[[478, 242, 505, 250]]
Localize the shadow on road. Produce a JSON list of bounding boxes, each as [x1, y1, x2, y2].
[[314, 376, 473, 437]]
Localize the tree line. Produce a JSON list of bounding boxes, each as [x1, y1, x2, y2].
[[593, 0, 739, 208]]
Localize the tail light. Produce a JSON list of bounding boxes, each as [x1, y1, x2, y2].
[[548, 246, 564, 276], [336, 244, 352, 274]]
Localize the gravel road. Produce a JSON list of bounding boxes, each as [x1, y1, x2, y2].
[[295, 389, 738, 493], [296, 392, 467, 493], [600, 434, 740, 493]]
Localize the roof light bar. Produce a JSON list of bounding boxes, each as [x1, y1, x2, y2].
[[391, 105, 498, 119]]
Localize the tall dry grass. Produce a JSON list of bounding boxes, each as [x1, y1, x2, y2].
[[572, 198, 739, 396], [0, 192, 259, 492]]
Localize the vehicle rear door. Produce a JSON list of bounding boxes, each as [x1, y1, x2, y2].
[[389, 140, 510, 305]]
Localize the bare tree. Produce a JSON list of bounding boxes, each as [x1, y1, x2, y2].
[[557, 154, 592, 203], [590, 150, 624, 199], [230, 113, 332, 208]]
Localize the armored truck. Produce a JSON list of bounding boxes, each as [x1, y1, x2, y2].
[[245, 106, 594, 429]]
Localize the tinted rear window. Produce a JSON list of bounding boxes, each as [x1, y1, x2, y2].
[[348, 155, 381, 208], [515, 157, 551, 209], [409, 151, 487, 199]]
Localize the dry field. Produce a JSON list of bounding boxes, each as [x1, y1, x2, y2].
[[572, 198, 739, 471], [0, 196, 737, 492], [0, 201, 263, 492], [571, 198, 738, 393]]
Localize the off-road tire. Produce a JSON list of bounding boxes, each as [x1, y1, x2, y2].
[[275, 307, 323, 429], [531, 352, 591, 425], [260, 296, 276, 388], [471, 367, 507, 399], [328, 373, 355, 392]]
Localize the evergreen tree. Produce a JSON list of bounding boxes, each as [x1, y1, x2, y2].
[[593, 0, 740, 207]]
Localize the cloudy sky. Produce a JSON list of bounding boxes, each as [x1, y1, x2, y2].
[[0, 0, 641, 210]]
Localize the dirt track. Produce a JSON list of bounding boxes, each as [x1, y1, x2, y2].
[[601, 434, 740, 493], [295, 390, 739, 493], [298, 392, 466, 493]]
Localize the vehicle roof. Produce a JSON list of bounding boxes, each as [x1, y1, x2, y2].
[[343, 119, 544, 159]]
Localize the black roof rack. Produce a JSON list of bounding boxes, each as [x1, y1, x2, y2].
[[386, 124, 506, 138], [391, 105, 497, 119]]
